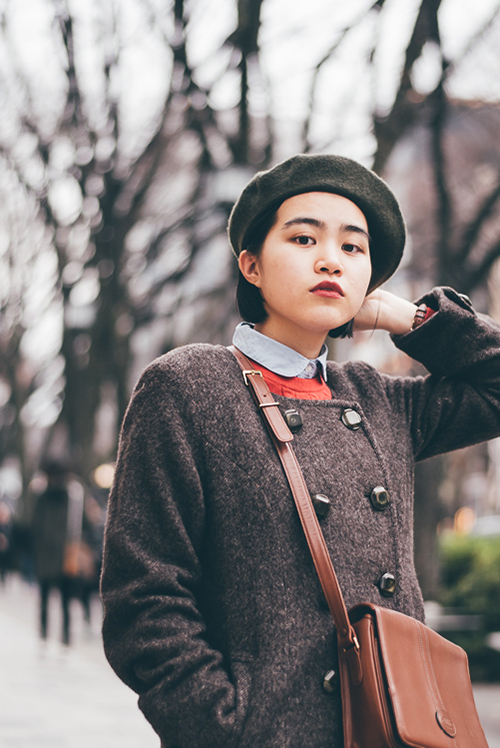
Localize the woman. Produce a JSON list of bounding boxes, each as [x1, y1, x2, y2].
[[100, 154, 500, 748]]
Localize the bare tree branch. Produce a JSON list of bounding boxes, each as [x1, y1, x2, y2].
[[429, 82, 453, 284], [456, 178, 500, 265], [302, 0, 386, 152], [373, 0, 443, 173], [436, 1, 500, 89], [468, 237, 500, 292]]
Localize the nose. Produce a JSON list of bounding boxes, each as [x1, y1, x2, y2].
[[314, 242, 343, 275]]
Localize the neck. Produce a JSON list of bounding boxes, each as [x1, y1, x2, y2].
[[254, 321, 326, 359]]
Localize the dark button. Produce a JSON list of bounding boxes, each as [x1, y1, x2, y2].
[[322, 669, 338, 693], [341, 408, 362, 430], [312, 493, 331, 519], [370, 486, 390, 511], [283, 408, 303, 433], [378, 572, 397, 597], [458, 293, 472, 307]]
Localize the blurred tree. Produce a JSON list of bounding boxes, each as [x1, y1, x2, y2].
[[0, 165, 63, 519], [301, 0, 500, 598], [379, 4, 500, 598], [1, 0, 500, 548], [379, 6, 500, 599], [0, 0, 271, 500]]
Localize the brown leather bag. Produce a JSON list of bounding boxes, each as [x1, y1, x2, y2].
[[231, 347, 489, 748]]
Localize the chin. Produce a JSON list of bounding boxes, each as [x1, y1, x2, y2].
[[311, 316, 350, 333]]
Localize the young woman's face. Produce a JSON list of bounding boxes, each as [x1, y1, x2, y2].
[[238, 192, 372, 356]]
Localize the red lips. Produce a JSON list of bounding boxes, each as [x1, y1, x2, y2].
[[310, 281, 344, 298]]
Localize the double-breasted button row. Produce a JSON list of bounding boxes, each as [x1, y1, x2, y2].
[[312, 485, 391, 520], [371, 489, 395, 597], [283, 406, 363, 433]]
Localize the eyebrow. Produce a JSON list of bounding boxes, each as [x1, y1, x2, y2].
[[282, 217, 326, 230], [282, 217, 371, 243], [342, 224, 371, 243]]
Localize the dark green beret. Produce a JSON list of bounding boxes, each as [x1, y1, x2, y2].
[[227, 153, 406, 292]]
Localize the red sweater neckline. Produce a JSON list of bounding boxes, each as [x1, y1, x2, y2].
[[247, 360, 332, 400]]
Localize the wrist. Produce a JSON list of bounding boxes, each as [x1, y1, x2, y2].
[[376, 293, 417, 335]]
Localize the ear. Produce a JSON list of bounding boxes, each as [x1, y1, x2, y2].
[[238, 250, 261, 287]]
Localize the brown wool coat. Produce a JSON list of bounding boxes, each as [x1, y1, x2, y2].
[[101, 287, 500, 748]]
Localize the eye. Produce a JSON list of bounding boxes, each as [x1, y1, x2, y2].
[[342, 242, 365, 254], [292, 235, 315, 247]]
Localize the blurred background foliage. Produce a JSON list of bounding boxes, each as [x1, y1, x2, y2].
[[439, 532, 500, 680], [441, 535, 500, 632], [1, 0, 500, 614]]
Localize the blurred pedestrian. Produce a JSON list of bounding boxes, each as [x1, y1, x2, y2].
[[78, 494, 104, 628], [32, 460, 73, 646]]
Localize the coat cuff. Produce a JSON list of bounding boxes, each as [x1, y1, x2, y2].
[[390, 287, 481, 377]]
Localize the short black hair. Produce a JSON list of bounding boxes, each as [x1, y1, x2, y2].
[[236, 207, 278, 324], [235, 204, 355, 339]]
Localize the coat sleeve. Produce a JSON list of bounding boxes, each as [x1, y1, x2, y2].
[[386, 286, 500, 461], [100, 360, 245, 748]]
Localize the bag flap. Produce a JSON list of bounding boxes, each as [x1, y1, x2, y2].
[[373, 606, 488, 748]]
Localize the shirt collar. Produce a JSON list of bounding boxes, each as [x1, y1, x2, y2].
[[232, 322, 329, 380]]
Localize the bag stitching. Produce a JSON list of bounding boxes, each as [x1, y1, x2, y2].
[[422, 624, 454, 746], [416, 620, 451, 748]]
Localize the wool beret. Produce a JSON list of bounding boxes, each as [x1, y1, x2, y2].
[[227, 153, 406, 291]]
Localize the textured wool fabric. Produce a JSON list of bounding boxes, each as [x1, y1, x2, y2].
[[227, 153, 406, 292], [101, 287, 500, 748]]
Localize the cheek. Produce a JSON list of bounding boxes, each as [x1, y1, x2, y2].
[[256, 253, 290, 290], [349, 260, 371, 307], [358, 257, 372, 292]]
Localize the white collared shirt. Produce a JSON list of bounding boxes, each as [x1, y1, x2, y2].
[[232, 322, 328, 380]]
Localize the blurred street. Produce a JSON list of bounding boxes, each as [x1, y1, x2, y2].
[[0, 574, 158, 748], [0, 573, 499, 748]]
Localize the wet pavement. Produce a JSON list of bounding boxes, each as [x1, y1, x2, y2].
[[0, 574, 499, 748]]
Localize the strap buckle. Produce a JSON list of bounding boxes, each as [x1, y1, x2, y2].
[[242, 369, 263, 386]]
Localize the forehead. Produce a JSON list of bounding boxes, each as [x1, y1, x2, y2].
[[276, 191, 368, 229]]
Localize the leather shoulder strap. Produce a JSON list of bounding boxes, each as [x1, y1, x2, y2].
[[231, 346, 294, 444], [230, 346, 360, 655]]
